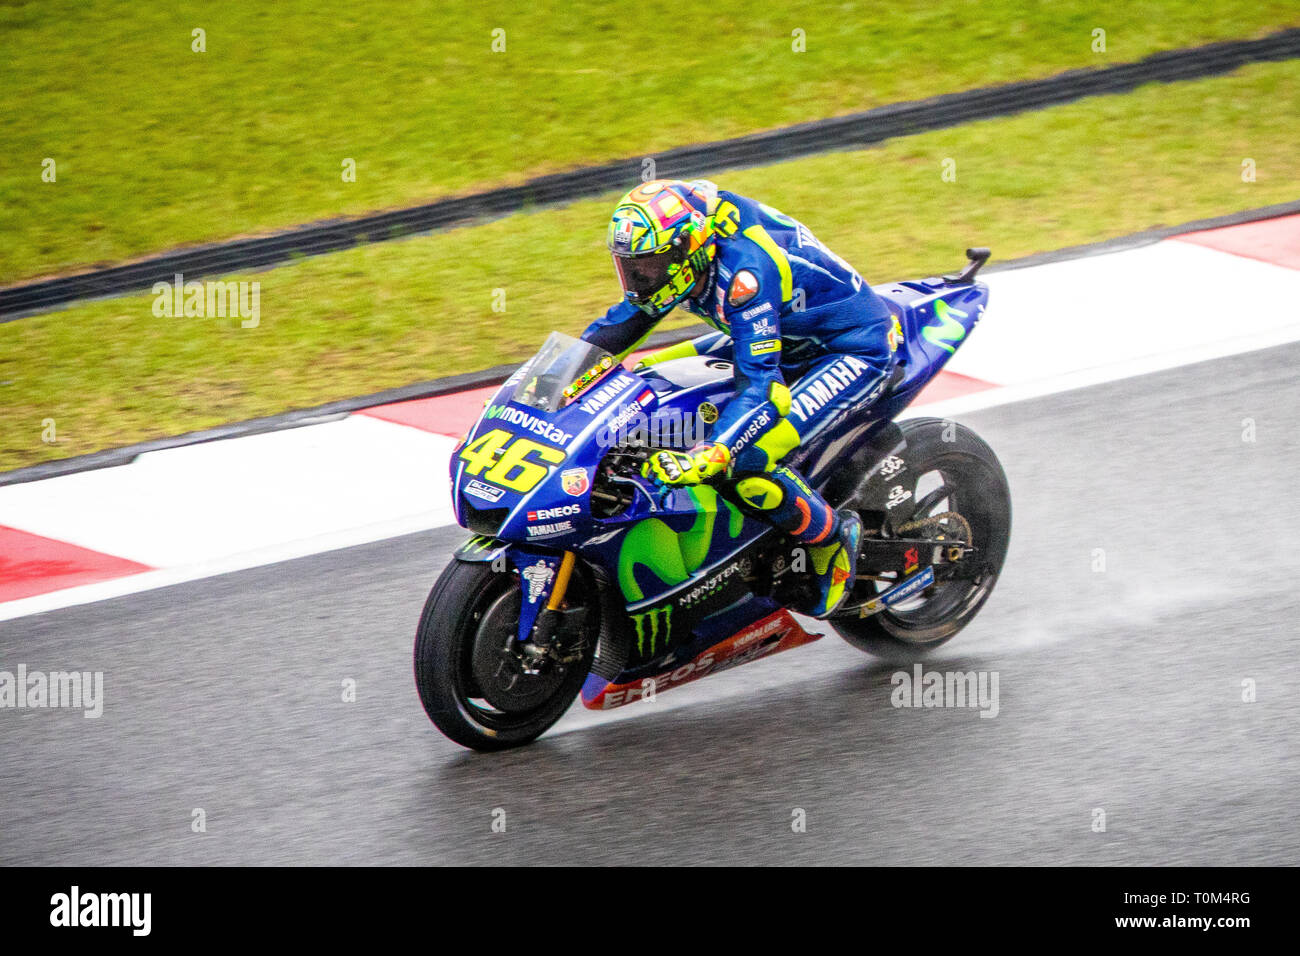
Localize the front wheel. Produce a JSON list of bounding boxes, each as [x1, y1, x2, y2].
[[831, 417, 1011, 660], [414, 558, 596, 751]]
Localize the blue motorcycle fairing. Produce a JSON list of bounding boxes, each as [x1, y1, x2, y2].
[[450, 361, 653, 548], [453, 535, 509, 563], [579, 590, 786, 705], [509, 549, 565, 642], [878, 280, 990, 415], [450, 271, 989, 670], [789, 281, 989, 485]]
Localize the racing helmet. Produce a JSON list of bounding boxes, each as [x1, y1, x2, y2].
[[607, 180, 721, 317]]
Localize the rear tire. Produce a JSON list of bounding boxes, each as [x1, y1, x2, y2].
[[414, 559, 595, 751], [832, 417, 1011, 661]]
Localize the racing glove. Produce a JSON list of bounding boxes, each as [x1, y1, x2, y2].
[[642, 442, 731, 485]]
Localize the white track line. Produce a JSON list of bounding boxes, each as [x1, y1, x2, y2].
[[0, 416, 457, 567], [907, 321, 1300, 421], [8, 327, 1296, 624], [0, 511, 448, 624], [3, 237, 1299, 622]]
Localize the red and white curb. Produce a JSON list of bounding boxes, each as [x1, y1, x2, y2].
[[2, 215, 1298, 621]]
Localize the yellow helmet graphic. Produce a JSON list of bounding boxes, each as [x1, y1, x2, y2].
[[607, 180, 721, 317]]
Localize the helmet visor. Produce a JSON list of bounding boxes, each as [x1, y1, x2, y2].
[[612, 246, 685, 304]]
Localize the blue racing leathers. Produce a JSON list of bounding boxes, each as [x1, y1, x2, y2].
[[583, 190, 895, 545]]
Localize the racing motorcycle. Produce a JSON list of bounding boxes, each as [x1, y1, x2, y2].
[[415, 248, 1010, 750]]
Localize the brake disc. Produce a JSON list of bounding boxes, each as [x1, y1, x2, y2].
[[471, 589, 565, 712]]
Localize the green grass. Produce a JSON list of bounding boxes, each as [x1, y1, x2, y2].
[[1, 0, 1297, 282], [2, 61, 1298, 471]]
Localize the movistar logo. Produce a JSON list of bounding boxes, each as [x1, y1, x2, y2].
[[631, 605, 672, 656], [922, 299, 968, 354], [483, 405, 573, 445], [617, 485, 744, 601]]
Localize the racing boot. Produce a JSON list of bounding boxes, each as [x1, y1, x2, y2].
[[807, 510, 862, 618]]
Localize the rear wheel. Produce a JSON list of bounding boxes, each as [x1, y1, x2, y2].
[[414, 559, 596, 751], [832, 418, 1011, 660]]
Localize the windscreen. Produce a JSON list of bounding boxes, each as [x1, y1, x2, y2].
[[510, 331, 616, 412]]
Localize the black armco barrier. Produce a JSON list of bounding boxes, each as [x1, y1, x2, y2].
[[3, 27, 1299, 319]]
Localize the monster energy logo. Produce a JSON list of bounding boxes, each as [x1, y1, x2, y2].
[[459, 535, 496, 555], [631, 605, 672, 656]]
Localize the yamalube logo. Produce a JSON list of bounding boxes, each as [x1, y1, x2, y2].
[[526, 520, 573, 538], [50, 886, 151, 936]]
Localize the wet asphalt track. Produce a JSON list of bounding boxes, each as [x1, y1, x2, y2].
[[3, 343, 1299, 866]]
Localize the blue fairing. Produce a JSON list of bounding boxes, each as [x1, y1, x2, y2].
[[448, 274, 988, 660], [449, 365, 650, 548], [791, 279, 990, 483], [879, 279, 990, 413]]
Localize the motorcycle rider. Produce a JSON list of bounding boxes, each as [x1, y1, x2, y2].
[[582, 179, 898, 618]]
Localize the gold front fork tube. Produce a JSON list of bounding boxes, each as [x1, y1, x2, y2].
[[546, 551, 577, 611]]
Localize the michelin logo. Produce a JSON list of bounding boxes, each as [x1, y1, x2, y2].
[[860, 567, 935, 617], [521, 560, 555, 603]]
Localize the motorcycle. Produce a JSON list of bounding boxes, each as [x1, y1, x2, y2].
[[415, 248, 1010, 750]]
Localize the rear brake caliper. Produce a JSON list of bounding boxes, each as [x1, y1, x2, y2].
[[858, 510, 974, 580], [894, 511, 974, 567]]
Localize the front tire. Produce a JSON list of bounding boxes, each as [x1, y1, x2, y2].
[[414, 559, 595, 751], [832, 417, 1011, 660]]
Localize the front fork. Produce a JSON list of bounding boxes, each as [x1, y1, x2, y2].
[[548, 551, 577, 611], [454, 537, 589, 664], [525, 550, 583, 647]]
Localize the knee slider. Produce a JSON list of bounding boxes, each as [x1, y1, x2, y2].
[[735, 475, 784, 511]]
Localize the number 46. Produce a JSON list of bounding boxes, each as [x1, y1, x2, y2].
[[459, 428, 565, 493]]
